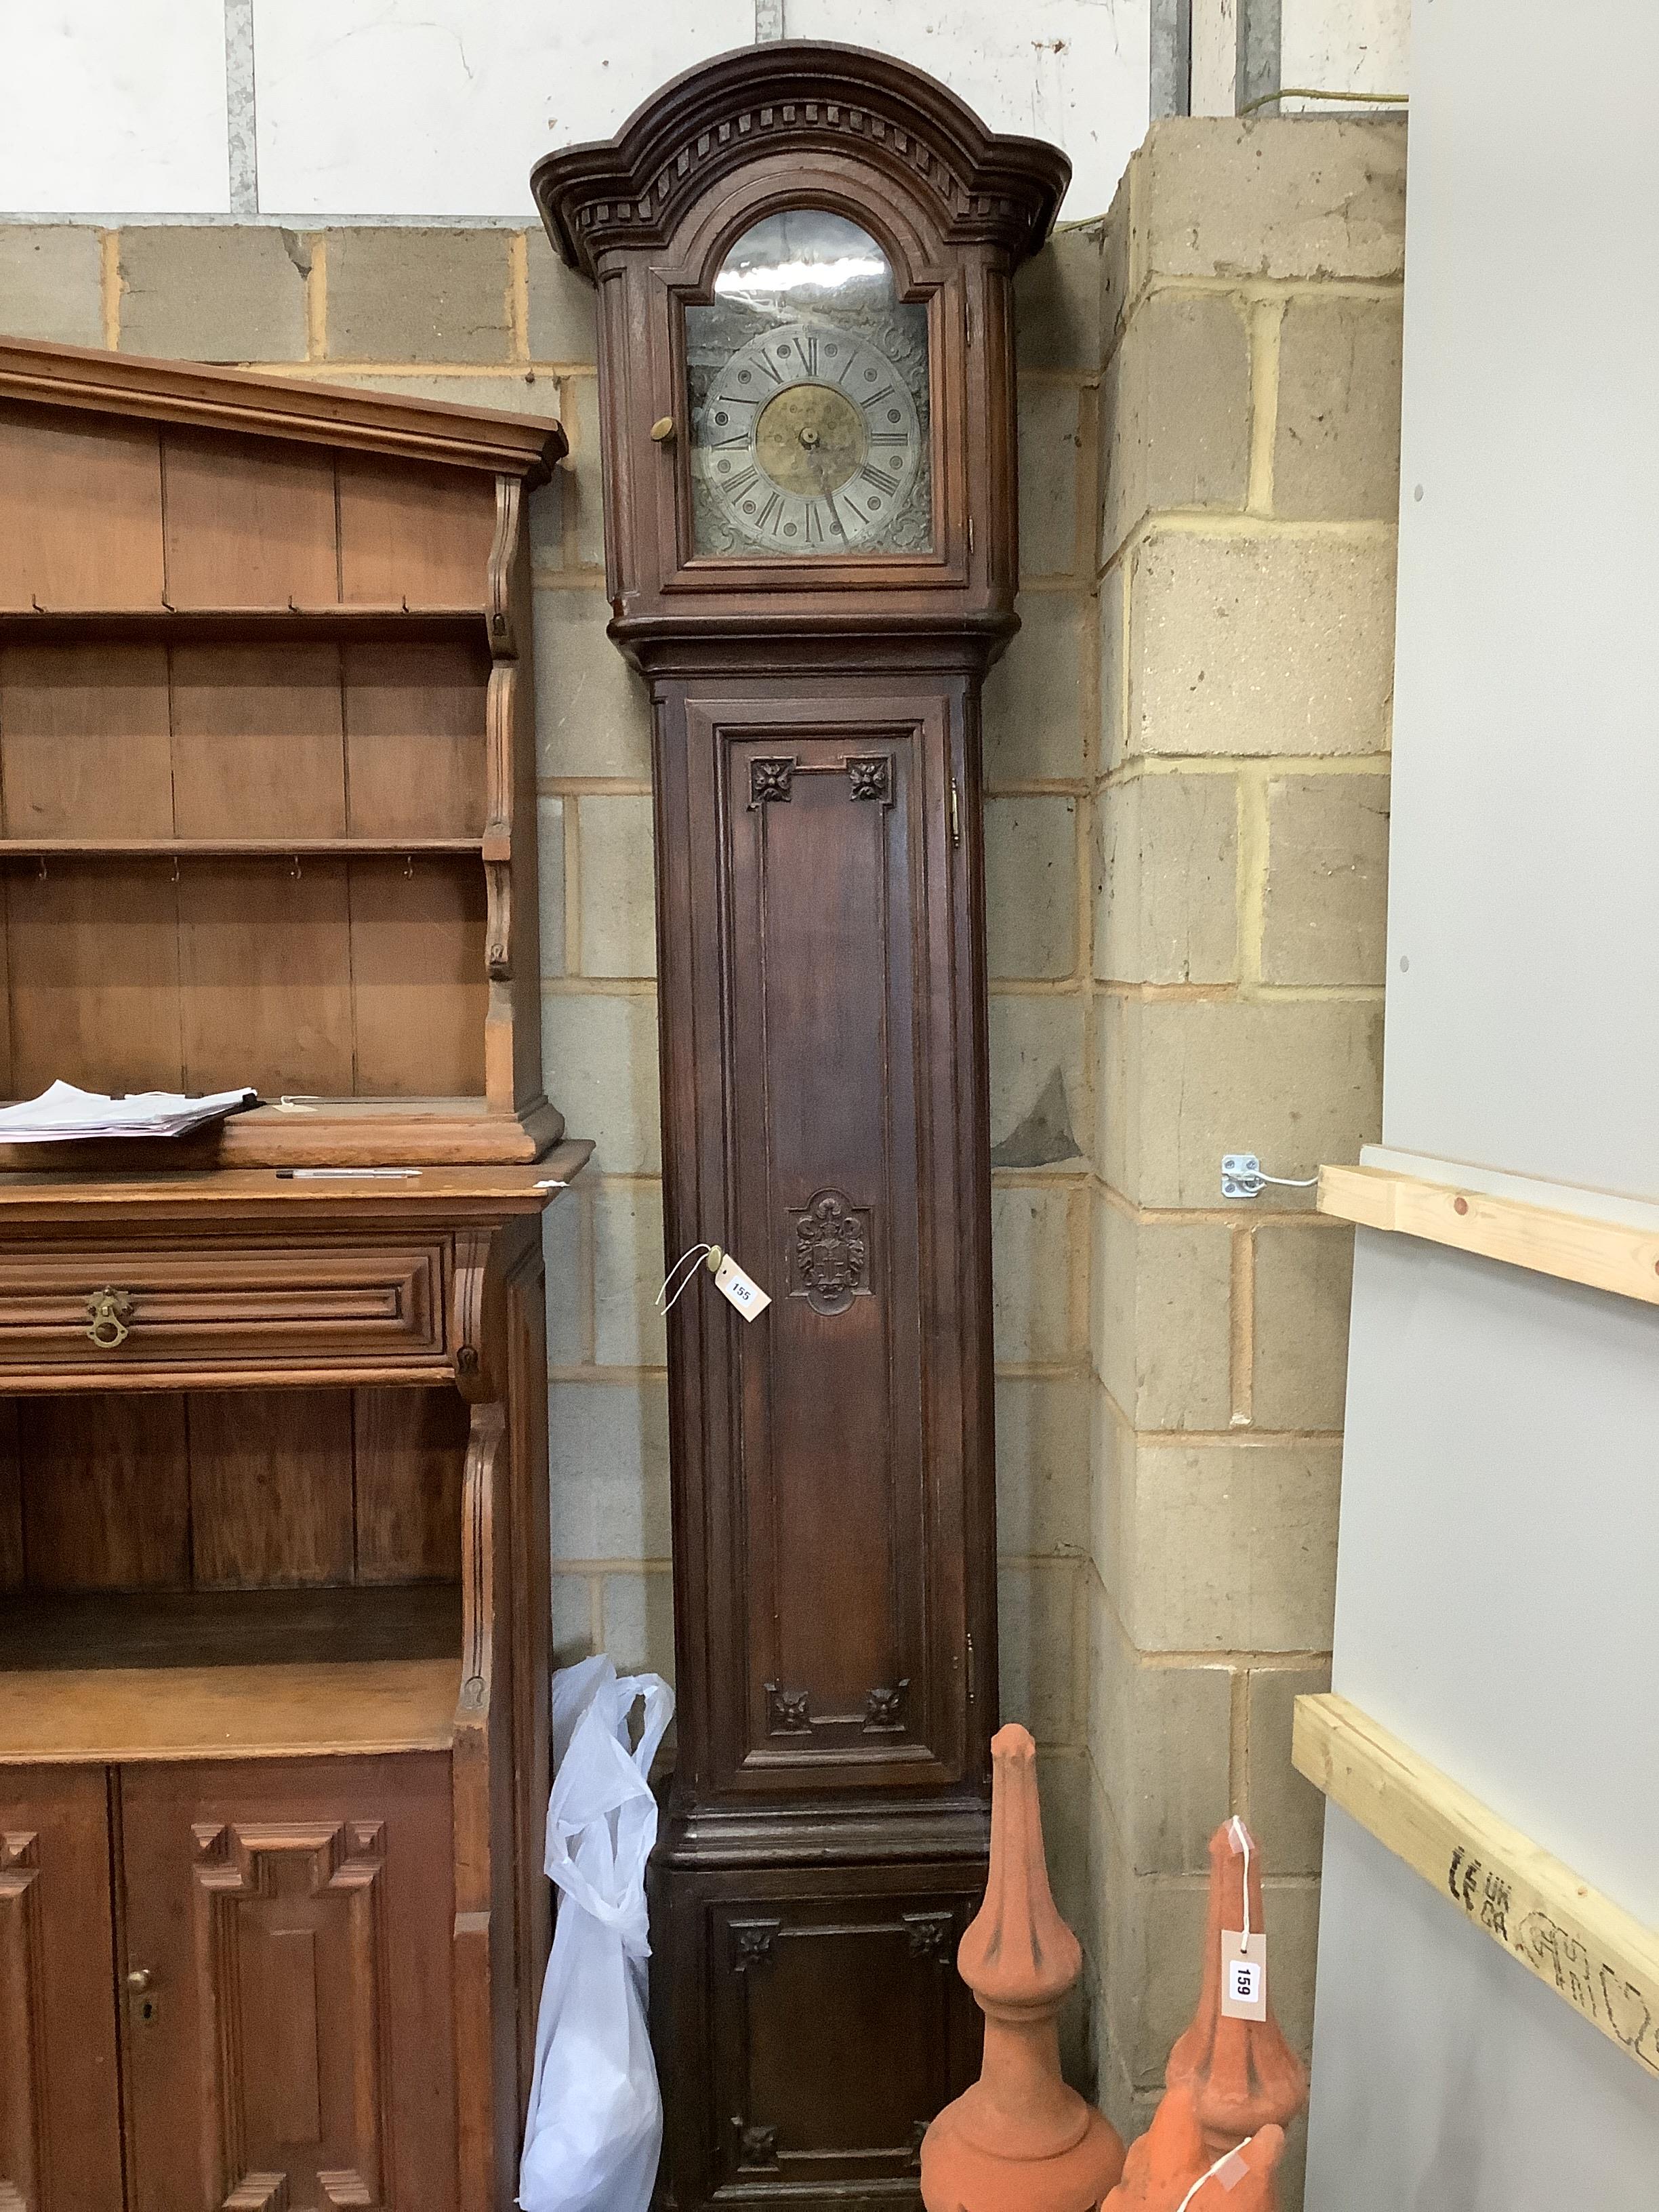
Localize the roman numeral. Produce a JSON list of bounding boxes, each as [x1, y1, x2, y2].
[[862, 384, 896, 407], [869, 431, 909, 447], [804, 333, 819, 375], [755, 491, 783, 533], [712, 434, 751, 449], [858, 463, 899, 493], [724, 470, 760, 501]]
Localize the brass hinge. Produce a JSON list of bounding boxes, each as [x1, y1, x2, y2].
[[949, 779, 962, 849], [966, 1631, 977, 1704]]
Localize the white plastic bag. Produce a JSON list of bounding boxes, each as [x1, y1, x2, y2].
[[518, 1654, 675, 2212]]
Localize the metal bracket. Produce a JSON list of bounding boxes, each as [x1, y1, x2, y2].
[[1221, 1152, 1320, 1202]]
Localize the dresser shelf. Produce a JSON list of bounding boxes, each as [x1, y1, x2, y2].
[[0, 837, 484, 859], [0, 604, 490, 638], [0, 1586, 462, 1763]]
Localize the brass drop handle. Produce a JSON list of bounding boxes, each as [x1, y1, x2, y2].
[[125, 1967, 153, 1993], [650, 415, 676, 445], [85, 1287, 134, 1350]]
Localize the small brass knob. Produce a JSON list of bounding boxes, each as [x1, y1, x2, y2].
[[85, 1287, 134, 1350], [650, 415, 676, 445], [125, 1967, 153, 1993]]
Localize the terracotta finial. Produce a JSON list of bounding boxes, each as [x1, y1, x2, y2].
[[920, 1725, 1124, 2211], [1101, 2081, 1284, 2211], [1164, 1820, 1308, 2161]]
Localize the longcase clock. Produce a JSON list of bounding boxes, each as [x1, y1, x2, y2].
[[533, 45, 1068, 2208]]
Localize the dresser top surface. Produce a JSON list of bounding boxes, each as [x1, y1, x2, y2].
[[0, 1140, 592, 1228]]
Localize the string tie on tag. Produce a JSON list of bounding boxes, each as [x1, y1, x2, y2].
[[1228, 1814, 1252, 1950], [656, 1243, 713, 1313], [1174, 2133, 1257, 2210]]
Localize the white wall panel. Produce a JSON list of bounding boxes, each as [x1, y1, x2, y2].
[[1279, 0, 1410, 102], [252, 0, 756, 218], [0, 0, 230, 214], [1308, 1812, 1659, 2212], [1309, 9, 1659, 2196], [783, 0, 1150, 220], [1378, 0, 1659, 1196]]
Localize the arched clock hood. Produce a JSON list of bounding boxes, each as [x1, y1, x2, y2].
[[531, 41, 1071, 277]]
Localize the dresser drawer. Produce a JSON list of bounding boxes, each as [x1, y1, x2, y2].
[[0, 1243, 447, 1375]]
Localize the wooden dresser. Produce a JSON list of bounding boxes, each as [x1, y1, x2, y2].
[[0, 343, 586, 2212]]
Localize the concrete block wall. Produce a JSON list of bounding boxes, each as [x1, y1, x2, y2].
[[0, 125, 1404, 2180], [1086, 118, 1404, 2203]]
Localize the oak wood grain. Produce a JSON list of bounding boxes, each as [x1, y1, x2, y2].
[[18, 1393, 191, 1591], [187, 1388, 356, 1590], [0, 1766, 125, 2207]]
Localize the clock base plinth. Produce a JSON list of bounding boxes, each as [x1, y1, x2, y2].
[[649, 1819, 989, 2212]]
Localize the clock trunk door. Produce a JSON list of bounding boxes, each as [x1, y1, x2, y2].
[[668, 684, 992, 1802]]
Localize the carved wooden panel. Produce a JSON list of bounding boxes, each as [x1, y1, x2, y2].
[[0, 1769, 123, 2212], [121, 1757, 457, 2212], [693, 689, 981, 1790], [192, 1818, 392, 2209], [699, 1877, 981, 2198]]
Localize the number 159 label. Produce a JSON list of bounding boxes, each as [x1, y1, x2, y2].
[[1220, 1931, 1268, 2020]]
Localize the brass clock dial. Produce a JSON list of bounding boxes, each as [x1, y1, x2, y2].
[[684, 208, 933, 558], [695, 316, 924, 554]]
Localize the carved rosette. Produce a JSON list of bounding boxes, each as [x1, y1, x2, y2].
[[731, 1920, 781, 1971], [789, 1189, 872, 1317], [733, 2120, 780, 2172], [863, 1678, 911, 1732], [764, 1683, 812, 1736], [904, 1910, 956, 1964], [846, 754, 892, 804], [748, 756, 796, 806]]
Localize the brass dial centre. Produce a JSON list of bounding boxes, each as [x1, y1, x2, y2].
[[754, 384, 867, 498]]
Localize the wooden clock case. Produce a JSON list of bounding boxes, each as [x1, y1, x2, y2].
[[535, 45, 1068, 2209]]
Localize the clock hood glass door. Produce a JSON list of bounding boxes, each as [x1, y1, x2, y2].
[[685, 209, 933, 559]]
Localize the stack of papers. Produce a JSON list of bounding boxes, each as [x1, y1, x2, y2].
[[0, 1081, 258, 1143]]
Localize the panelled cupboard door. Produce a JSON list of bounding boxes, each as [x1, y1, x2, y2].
[[119, 1753, 458, 2212], [651, 1860, 985, 2205], [670, 684, 991, 1798], [0, 1765, 125, 2212]]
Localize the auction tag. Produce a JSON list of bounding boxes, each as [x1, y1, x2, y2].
[[1214, 2150, 1251, 2190], [712, 1249, 771, 1322], [1219, 1931, 1267, 2020]]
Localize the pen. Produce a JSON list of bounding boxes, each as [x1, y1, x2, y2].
[[274, 1167, 422, 1179]]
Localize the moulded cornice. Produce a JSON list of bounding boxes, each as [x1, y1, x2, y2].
[[531, 39, 1071, 277], [0, 336, 567, 481]]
